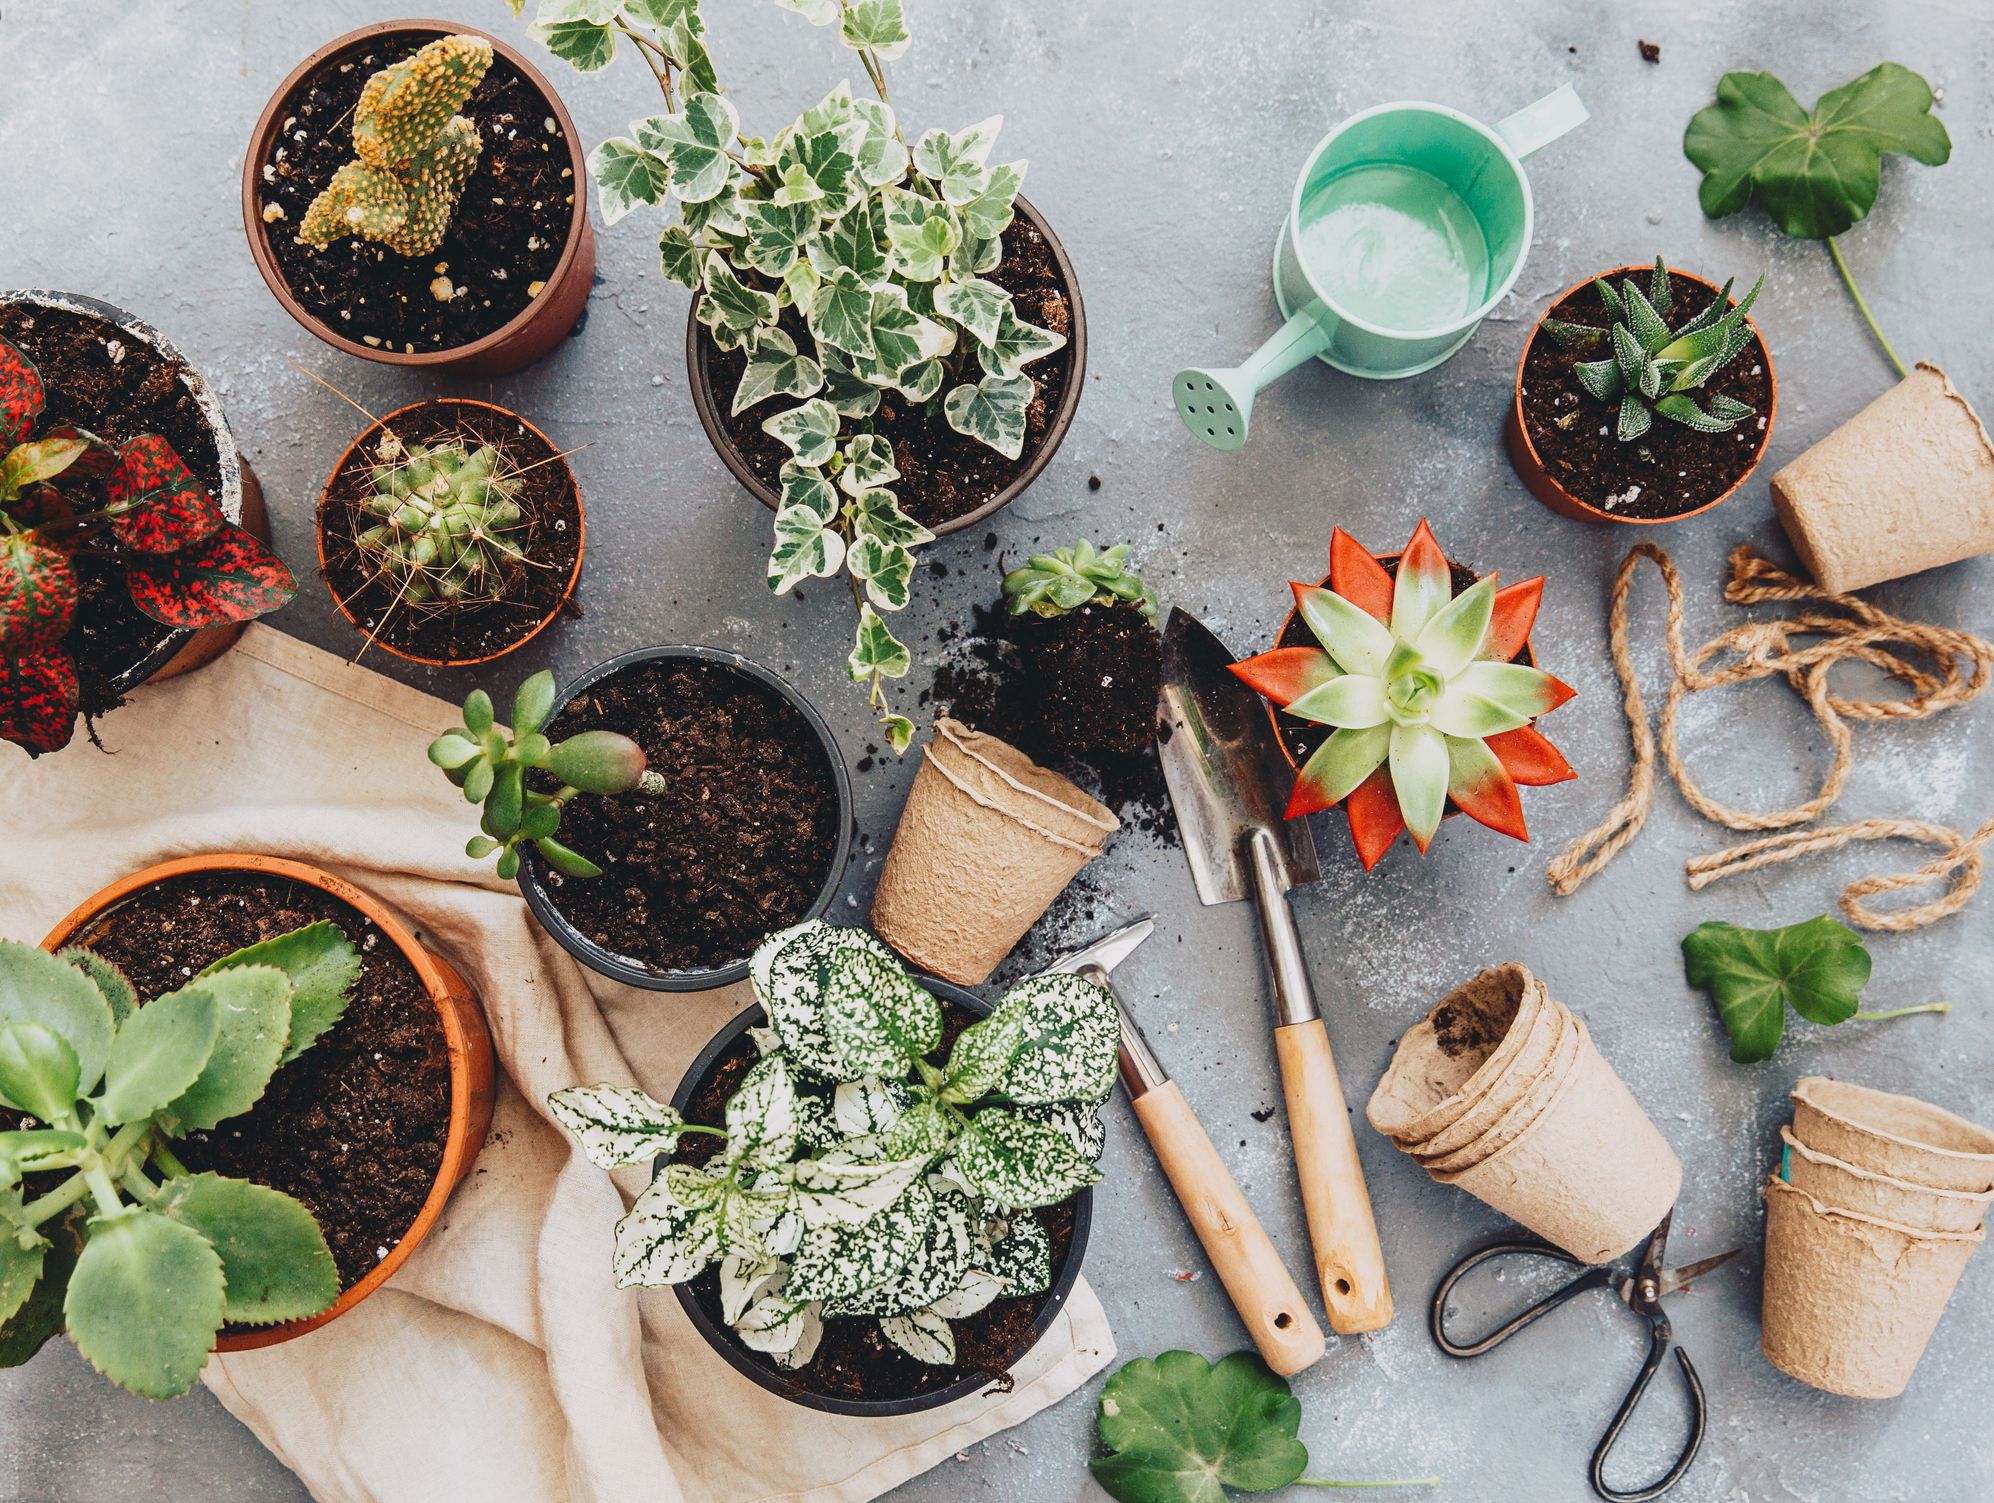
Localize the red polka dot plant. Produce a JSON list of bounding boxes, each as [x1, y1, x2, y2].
[[0, 334, 295, 756]]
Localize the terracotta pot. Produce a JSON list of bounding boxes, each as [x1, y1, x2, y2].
[[316, 398, 585, 667], [241, 19, 595, 377], [1506, 264, 1777, 525], [516, 645, 854, 992], [0, 289, 268, 697], [685, 194, 1086, 538], [669, 984, 1093, 1416], [40, 853, 497, 1352]]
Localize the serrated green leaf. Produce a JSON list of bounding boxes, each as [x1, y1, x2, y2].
[[548, 1083, 693, 1168], [944, 373, 1033, 460], [0, 940, 114, 1095], [0, 1226, 44, 1329], [65, 1210, 225, 1399], [98, 984, 218, 1126], [200, 920, 358, 1065], [160, 966, 291, 1134], [0, 1128, 84, 1181], [59, 950, 135, 1027], [1682, 916, 1872, 1063], [152, 1173, 337, 1326], [0, 1206, 80, 1368], [0, 1024, 78, 1125], [1090, 1351, 1308, 1503]]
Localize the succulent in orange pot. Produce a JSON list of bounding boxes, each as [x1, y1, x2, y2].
[[1231, 520, 1577, 869]]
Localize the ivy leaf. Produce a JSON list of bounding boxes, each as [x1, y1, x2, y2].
[[547, 1083, 694, 1168], [1090, 1351, 1309, 1503], [151, 1173, 337, 1325], [199, 919, 358, 1064], [951, 1107, 1100, 1208], [821, 347, 883, 419], [767, 504, 847, 595], [657, 224, 701, 288], [531, 17, 618, 72], [960, 161, 1026, 240], [681, 183, 746, 238], [761, 398, 842, 468], [935, 277, 1011, 347], [1682, 916, 1872, 1063], [733, 327, 825, 416], [772, 129, 858, 218], [774, 0, 839, 23], [624, 0, 700, 26], [846, 97, 910, 187], [882, 190, 960, 282], [636, 92, 741, 204], [913, 117, 1002, 205], [780, 459, 840, 521], [944, 373, 1033, 460], [978, 306, 1066, 379], [697, 252, 778, 350], [838, 433, 901, 496], [1684, 64, 1952, 240], [866, 285, 954, 374], [849, 488, 933, 549], [848, 536, 914, 611], [740, 199, 820, 277], [64, 1210, 225, 1399], [848, 603, 911, 683], [809, 267, 878, 360], [588, 138, 672, 225], [809, 195, 888, 282], [839, 0, 911, 60]]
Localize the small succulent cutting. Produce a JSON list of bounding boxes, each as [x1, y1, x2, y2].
[[299, 33, 492, 259], [1003, 540, 1158, 625], [352, 434, 529, 613], [1541, 257, 1765, 441], [429, 669, 664, 880], [512, 0, 1068, 751], [1230, 521, 1576, 870], [0, 334, 295, 757], [0, 927, 357, 1397], [549, 919, 1116, 1370]]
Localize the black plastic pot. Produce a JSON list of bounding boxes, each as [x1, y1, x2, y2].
[[668, 981, 1094, 1415], [517, 644, 853, 991]]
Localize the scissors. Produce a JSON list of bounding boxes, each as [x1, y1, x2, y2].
[[1429, 1210, 1739, 1503]]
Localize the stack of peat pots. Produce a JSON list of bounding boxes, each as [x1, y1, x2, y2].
[[1761, 1077, 1994, 1399], [1367, 963, 1681, 1264]]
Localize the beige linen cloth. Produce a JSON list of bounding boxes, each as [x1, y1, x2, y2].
[[0, 626, 1114, 1503]]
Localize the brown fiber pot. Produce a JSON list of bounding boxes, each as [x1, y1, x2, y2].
[[316, 398, 585, 668], [241, 19, 595, 377], [685, 194, 1086, 538], [1506, 265, 1777, 525], [41, 854, 498, 1353]]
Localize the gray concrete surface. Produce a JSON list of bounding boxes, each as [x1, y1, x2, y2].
[[4, 1, 1993, 1499]]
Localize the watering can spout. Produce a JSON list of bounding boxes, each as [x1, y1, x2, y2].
[[1175, 307, 1333, 452]]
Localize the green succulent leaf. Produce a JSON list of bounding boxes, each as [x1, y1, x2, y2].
[[1681, 915, 1873, 1063], [58, 950, 136, 1027], [0, 1221, 45, 1329], [0, 1128, 85, 1181], [943, 373, 1032, 460], [0, 1205, 80, 1368], [152, 1173, 338, 1326], [1684, 64, 1951, 240], [199, 920, 359, 1065], [0, 940, 114, 1095], [0, 1023, 78, 1126], [548, 1083, 693, 1168], [160, 966, 292, 1135], [65, 1209, 225, 1399], [97, 984, 218, 1127], [1090, 1351, 1309, 1503]]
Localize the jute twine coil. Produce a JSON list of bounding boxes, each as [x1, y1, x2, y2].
[[1546, 544, 1994, 931]]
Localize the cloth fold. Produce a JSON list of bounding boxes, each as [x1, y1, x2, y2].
[[1, 626, 1113, 1503]]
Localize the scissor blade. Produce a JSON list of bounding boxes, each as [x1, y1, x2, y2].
[[1655, 1248, 1743, 1299], [1046, 914, 1156, 978]]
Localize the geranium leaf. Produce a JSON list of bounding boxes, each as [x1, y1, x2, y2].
[[1685, 64, 1951, 239], [124, 522, 296, 629], [548, 1083, 694, 1168], [1681, 915, 1872, 1063], [199, 919, 358, 1064], [1090, 1351, 1309, 1503], [151, 1172, 337, 1326]]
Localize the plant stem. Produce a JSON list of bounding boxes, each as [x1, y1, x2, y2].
[[616, 22, 677, 112], [82, 1162, 123, 1219], [1826, 237, 1909, 380], [149, 1139, 191, 1179], [1292, 1481, 1441, 1491], [1855, 1002, 1951, 1022], [101, 1119, 150, 1173], [20, 1172, 90, 1229]]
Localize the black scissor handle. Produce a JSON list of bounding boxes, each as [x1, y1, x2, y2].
[[1429, 1239, 1614, 1358], [1589, 1313, 1708, 1503]]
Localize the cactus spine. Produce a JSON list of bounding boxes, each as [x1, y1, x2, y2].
[[299, 33, 492, 258]]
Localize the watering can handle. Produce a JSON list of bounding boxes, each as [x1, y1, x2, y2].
[[1494, 84, 1588, 160]]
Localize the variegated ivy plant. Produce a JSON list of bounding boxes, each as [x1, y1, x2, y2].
[[509, 0, 1068, 752], [548, 919, 1116, 1370]]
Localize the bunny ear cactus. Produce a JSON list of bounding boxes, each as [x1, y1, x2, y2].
[[356, 436, 528, 612], [299, 34, 492, 259], [1541, 256, 1766, 441], [513, 0, 1068, 754], [1003, 540, 1158, 625], [1230, 521, 1577, 870], [429, 669, 665, 881], [0, 335, 294, 757], [0, 927, 358, 1396], [548, 919, 1115, 1369]]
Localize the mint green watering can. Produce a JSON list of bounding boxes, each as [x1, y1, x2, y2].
[[1176, 86, 1587, 451]]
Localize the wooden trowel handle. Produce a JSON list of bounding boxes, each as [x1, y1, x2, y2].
[[1275, 1018, 1394, 1334], [1132, 1081, 1326, 1375]]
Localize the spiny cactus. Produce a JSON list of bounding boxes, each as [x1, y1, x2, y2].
[[356, 436, 526, 610], [1002, 540, 1158, 624], [1542, 256, 1765, 441], [299, 33, 492, 258]]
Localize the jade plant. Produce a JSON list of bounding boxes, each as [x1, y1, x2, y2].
[[1541, 257, 1765, 441], [428, 669, 664, 880], [0, 334, 296, 757], [549, 919, 1116, 1369], [1229, 521, 1576, 870], [1003, 540, 1158, 625], [0, 926, 357, 1397], [1685, 63, 1949, 379], [353, 434, 529, 613], [511, 0, 1068, 751], [299, 33, 492, 258]]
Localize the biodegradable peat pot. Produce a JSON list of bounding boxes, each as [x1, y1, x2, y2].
[[1417, 1008, 1582, 1175], [870, 719, 1116, 986], [1507, 265, 1776, 524], [242, 20, 594, 376], [667, 985, 1092, 1416], [41, 853, 496, 1351], [1760, 1174, 1984, 1399], [1790, 1076, 1994, 1195], [1368, 963, 1553, 1143], [686, 195, 1085, 539], [1781, 1127, 1993, 1237], [0, 290, 273, 721], [1427, 1016, 1681, 1264], [1771, 363, 1994, 594], [518, 646, 853, 991], [317, 398, 584, 667]]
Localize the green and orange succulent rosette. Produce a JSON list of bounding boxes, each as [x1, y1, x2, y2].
[[0, 334, 295, 756], [1231, 520, 1576, 870]]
